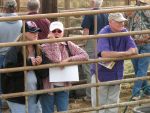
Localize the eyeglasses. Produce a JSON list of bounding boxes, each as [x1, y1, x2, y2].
[[52, 30, 62, 33]]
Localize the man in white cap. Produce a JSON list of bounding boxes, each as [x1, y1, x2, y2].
[[0, 0, 22, 112], [91, 12, 137, 113], [128, 0, 150, 100]]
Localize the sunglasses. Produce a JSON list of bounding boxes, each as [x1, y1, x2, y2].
[[52, 30, 62, 33]]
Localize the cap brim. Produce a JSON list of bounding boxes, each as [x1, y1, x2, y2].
[[116, 18, 128, 22], [28, 28, 42, 33], [50, 28, 63, 32]]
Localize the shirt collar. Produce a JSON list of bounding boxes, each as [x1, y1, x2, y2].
[[60, 42, 67, 45]]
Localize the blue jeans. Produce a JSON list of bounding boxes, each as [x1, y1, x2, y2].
[[132, 44, 150, 96], [0, 55, 5, 113], [40, 88, 69, 113], [7, 96, 40, 113], [7, 101, 25, 113]]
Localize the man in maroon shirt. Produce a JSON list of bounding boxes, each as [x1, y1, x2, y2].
[[27, 0, 50, 40]]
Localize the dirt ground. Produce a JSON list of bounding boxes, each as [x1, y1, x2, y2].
[[1, 82, 149, 113], [1, 98, 134, 113]]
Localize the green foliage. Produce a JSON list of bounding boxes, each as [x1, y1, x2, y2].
[[124, 60, 134, 74]]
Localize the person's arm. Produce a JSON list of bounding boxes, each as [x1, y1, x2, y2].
[[81, 15, 92, 45], [41, 43, 61, 63], [4, 46, 21, 68], [97, 30, 138, 58], [101, 47, 137, 58], [63, 41, 89, 62], [83, 28, 89, 35]]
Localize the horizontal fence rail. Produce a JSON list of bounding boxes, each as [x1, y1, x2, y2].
[[57, 99, 150, 113], [0, 53, 150, 73], [60, 5, 136, 12], [0, 76, 150, 99], [124, 71, 150, 78], [64, 26, 82, 31], [0, 5, 150, 21], [0, 5, 150, 113], [0, 30, 150, 47]]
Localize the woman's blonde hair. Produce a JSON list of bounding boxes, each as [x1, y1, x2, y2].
[[17, 33, 42, 59]]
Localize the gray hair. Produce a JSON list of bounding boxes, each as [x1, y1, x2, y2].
[[93, 0, 103, 7], [27, 0, 40, 11], [4, 0, 17, 8]]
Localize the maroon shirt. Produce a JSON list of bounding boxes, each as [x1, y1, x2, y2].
[[28, 12, 50, 40]]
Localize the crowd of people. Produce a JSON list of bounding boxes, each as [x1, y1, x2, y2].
[[0, 0, 149, 113]]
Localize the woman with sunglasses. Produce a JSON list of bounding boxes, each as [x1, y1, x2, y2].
[[1, 21, 49, 113], [40, 21, 89, 113]]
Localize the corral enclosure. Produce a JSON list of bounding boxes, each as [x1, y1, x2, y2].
[[0, 0, 137, 12], [0, 0, 150, 113], [0, 0, 137, 28]]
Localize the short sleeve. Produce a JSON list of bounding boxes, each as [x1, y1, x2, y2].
[[81, 15, 93, 29], [125, 36, 137, 50], [97, 26, 111, 57], [97, 37, 110, 57]]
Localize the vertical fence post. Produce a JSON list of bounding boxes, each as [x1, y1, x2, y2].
[[22, 21, 28, 113], [40, 0, 58, 21], [64, 0, 70, 37]]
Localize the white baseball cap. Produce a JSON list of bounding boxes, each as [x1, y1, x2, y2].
[[49, 21, 64, 32], [108, 13, 127, 22]]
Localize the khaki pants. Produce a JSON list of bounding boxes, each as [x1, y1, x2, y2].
[[91, 74, 120, 113]]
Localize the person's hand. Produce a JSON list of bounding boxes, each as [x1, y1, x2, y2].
[[30, 57, 36, 66], [126, 48, 137, 56], [135, 37, 150, 45], [143, 36, 150, 43], [60, 58, 71, 69], [125, 11, 134, 17], [48, 34, 55, 39], [35, 56, 42, 65], [61, 57, 72, 63]]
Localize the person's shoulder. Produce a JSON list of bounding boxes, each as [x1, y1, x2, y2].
[[0, 21, 6, 25], [98, 13, 108, 17], [34, 18, 50, 26], [100, 25, 110, 33], [83, 14, 93, 19], [8, 46, 22, 54], [67, 41, 74, 45], [41, 43, 49, 48], [142, 10, 150, 17]]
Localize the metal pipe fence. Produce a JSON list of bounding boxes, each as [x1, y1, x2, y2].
[[0, 30, 150, 47], [0, 5, 149, 21], [0, 76, 150, 99], [0, 53, 150, 73], [0, 5, 150, 113]]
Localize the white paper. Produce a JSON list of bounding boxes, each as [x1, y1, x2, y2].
[[49, 65, 79, 82], [98, 57, 115, 69], [98, 61, 115, 69]]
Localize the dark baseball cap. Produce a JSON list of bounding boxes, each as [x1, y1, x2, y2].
[[21, 21, 41, 33]]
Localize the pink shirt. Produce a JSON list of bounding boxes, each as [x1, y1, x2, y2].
[[41, 41, 89, 89]]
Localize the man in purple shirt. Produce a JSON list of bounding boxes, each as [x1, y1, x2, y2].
[[91, 13, 137, 113]]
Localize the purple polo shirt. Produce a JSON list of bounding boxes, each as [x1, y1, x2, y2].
[[91, 25, 136, 82]]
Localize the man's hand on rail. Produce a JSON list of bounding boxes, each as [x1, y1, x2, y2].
[[126, 48, 138, 56]]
